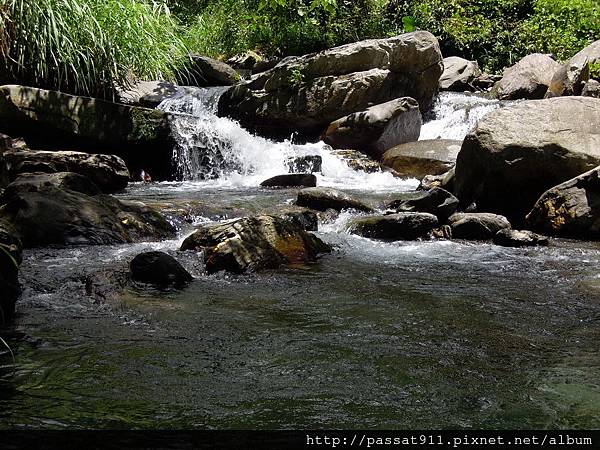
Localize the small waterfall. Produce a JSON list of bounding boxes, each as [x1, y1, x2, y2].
[[419, 92, 503, 141]]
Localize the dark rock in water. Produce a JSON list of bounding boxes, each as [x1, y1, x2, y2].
[[180, 215, 330, 273], [349, 212, 438, 240], [322, 97, 421, 159], [296, 187, 373, 212], [455, 97, 600, 221], [493, 229, 548, 248], [329, 149, 384, 173], [388, 187, 458, 222], [130, 251, 193, 286], [117, 80, 180, 108], [4, 149, 129, 193], [448, 213, 511, 240], [0, 186, 174, 248], [179, 55, 240, 87], [281, 210, 319, 232], [0, 222, 22, 321], [286, 155, 322, 173], [526, 166, 600, 239], [3, 172, 101, 199], [260, 173, 317, 188], [546, 40, 599, 97], [381, 139, 461, 179], [439, 57, 482, 92], [418, 167, 455, 193], [218, 31, 443, 137], [492, 53, 560, 100]]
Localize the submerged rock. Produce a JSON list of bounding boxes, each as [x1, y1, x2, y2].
[[4, 149, 129, 193], [493, 53, 561, 100], [493, 229, 548, 248], [130, 251, 192, 286], [0, 186, 174, 247], [439, 56, 482, 91], [448, 213, 511, 240], [296, 187, 373, 212], [0, 222, 22, 321], [526, 166, 600, 239], [387, 187, 458, 222], [218, 31, 443, 137], [180, 215, 330, 273], [260, 174, 317, 188], [349, 212, 438, 240], [322, 97, 421, 159], [455, 97, 600, 220], [381, 139, 461, 179]]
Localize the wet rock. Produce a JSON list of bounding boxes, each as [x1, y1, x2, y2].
[[546, 40, 599, 97], [117, 80, 180, 108], [387, 187, 458, 222], [381, 139, 461, 179], [281, 210, 319, 232], [260, 173, 317, 188], [179, 55, 239, 87], [0, 85, 174, 180], [329, 149, 384, 173], [0, 186, 174, 248], [349, 212, 438, 240], [582, 80, 600, 98], [4, 148, 129, 193], [286, 155, 322, 173], [0, 222, 22, 321], [526, 166, 600, 239], [218, 31, 443, 137], [2, 172, 101, 199], [322, 97, 421, 159], [493, 53, 560, 100], [439, 56, 482, 91], [130, 251, 192, 286], [180, 215, 330, 273], [455, 97, 600, 220], [296, 187, 373, 212], [448, 213, 511, 240], [493, 229, 548, 248], [418, 167, 455, 193]]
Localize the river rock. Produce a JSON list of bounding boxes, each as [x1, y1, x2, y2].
[[180, 215, 330, 273], [296, 187, 373, 212], [179, 55, 239, 87], [493, 53, 560, 100], [418, 167, 455, 193], [130, 251, 192, 285], [4, 149, 129, 193], [281, 210, 319, 232], [322, 97, 421, 159], [448, 213, 511, 240], [454, 97, 600, 220], [286, 155, 322, 173], [329, 149, 384, 173], [349, 212, 438, 240], [526, 166, 600, 238], [493, 229, 548, 248], [117, 80, 180, 108], [546, 40, 600, 97], [0, 186, 174, 248], [0, 222, 22, 321], [218, 31, 443, 137], [381, 139, 461, 178], [387, 187, 458, 222], [260, 174, 317, 188], [2, 172, 101, 199], [439, 56, 482, 91], [582, 80, 600, 98], [0, 85, 174, 180]]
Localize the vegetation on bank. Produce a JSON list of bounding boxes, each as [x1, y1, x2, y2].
[[0, 0, 598, 98]]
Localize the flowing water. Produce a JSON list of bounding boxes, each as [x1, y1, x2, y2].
[[1, 91, 600, 429]]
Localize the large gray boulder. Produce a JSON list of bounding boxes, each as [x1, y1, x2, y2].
[[526, 166, 600, 239], [0, 85, 174, 180], [0, 185, 174, 247], [117, 80, 180, 108], [493, 229, 548, 248], [322, 97, 421, 159], [448, 213, 511, 240], [493, 53, 561, 100], [0, 222, 22, 321], [439, 56, 481, 91], [296, 187, 372, 212], [179, 55, 240, 87], [180, 215, 330, 273], [2, 172, 101, 198], [381, 139, 461, 178], [218, 31, 443, 136], [546, 40, 600, 98], [348, 212, 438, 240], [455, 97, 600, 220], [4, 149, 129, 193]]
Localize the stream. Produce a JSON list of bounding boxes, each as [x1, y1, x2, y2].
[[1, 92, 599, 429]]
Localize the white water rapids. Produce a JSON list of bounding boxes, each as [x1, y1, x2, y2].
[[158, 89, 502, 192]]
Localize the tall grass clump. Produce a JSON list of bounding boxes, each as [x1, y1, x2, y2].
[[0, 0, 189, 99]]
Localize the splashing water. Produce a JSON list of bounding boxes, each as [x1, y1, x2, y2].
[[419, 92, 503, 141]]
